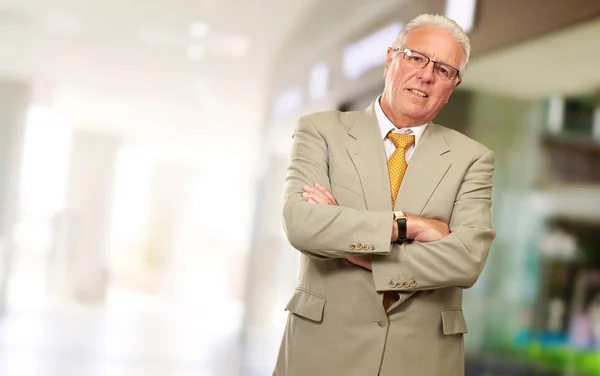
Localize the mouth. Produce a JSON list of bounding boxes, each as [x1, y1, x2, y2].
[[407, 89, 428, 98]]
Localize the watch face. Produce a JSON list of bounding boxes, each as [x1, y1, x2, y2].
[[394, 211, 407, 220]]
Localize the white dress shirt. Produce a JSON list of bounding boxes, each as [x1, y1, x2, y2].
[[374, 96, 427, 162]]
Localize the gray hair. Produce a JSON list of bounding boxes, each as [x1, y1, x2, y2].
[[391, 14, 471, 76]]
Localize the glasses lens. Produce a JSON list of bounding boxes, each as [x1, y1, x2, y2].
[[433, 63, 458, 80], [403, 50, 428, 68]]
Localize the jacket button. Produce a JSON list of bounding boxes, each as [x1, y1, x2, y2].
[[388, 280, 397, 288], [349, 243, 355, 250], [356, 242, 363, 250], [377, 317, 388, 327], [409, 280, 417, 287]]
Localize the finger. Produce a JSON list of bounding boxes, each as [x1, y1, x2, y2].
[[307, 198, 316, 204], [312, 195, 330, 204], [313, 183, 328, 195], [314, 183, 337, 205], [313, 183, 335, 202], [303, 185, 321, 194], [302, 192, 325, 201], [322, 188, 338, 205], [303, 186, 334, 205], [304, 192, 329, 205]]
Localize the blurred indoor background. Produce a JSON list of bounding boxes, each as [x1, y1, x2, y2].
[[0, 0, 599, 375]]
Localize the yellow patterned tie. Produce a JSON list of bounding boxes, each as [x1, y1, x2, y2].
[[383, 132, 415, 311], [387, 132, 415, 208]]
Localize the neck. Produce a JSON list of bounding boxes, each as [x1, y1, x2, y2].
[[379, 94, 427, 129]]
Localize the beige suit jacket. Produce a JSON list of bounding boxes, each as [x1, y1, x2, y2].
[[274, 103, 496, 376]]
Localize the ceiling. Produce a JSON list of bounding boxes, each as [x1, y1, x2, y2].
[[462, 17, 600, 99], [273, 0, 410, 72], [0, 0, 319, 150], [0, 1, 598, 153]]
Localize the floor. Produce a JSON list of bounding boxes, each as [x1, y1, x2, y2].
[[0, 292, 246, 376]]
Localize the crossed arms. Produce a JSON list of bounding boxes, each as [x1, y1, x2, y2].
[[282, 116, 496, 291], [301, 183, 450, 270]]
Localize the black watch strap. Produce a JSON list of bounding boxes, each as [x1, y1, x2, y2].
[[395, 217, 407, 244]]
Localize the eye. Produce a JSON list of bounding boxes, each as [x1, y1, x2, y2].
[[410, 56, 424, 63], [435, 64, 456, 79]]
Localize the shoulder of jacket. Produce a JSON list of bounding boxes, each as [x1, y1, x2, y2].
[[300, 110, 357, 131], [433, 123, 493, 157]]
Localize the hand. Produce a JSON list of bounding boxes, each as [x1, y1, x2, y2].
[[301, 183, 338, 206], [407, 214, 449, 242], [346, 255, 372, 271]]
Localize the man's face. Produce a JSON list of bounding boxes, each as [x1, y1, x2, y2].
[[382, 25, 464, 126]]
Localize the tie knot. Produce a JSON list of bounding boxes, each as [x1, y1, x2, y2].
[[387, 132, 415, 149]]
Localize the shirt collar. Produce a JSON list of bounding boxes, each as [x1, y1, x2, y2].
[[374, 95, 428, 146]]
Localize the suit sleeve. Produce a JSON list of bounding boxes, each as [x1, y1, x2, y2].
[[282, 116, 394, 259], [371, 150, 496, 290]]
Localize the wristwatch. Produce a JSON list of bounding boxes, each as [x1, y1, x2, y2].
[[393, 211, 407, 244]]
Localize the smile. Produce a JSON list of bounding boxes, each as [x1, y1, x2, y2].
[[409, 89, 428, 98]]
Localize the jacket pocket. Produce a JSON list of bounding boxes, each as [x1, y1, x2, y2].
[[441, 308, 468, 335], [285, 288, 326, 322]]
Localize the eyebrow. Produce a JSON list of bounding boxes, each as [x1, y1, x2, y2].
[[410, 48, 457, 68], [436, 60, 456, 68]]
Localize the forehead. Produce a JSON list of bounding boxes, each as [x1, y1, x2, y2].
[[404, 25, 463, 67]]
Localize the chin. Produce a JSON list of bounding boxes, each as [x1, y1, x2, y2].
[[398, 105, 426, 120]]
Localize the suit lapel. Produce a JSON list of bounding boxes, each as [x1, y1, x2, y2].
[[345, 108, 452, 214], [345, 104, 392, 211], [395, 122, 451, 215]]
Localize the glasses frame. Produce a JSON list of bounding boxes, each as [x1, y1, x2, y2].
[[391, 47, 461, 80]]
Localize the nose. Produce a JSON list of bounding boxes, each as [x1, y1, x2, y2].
[[417, 61, 435, 82]]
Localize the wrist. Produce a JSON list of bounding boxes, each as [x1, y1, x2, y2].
[[392, 211, 407, 243], [406, 214, 421, 239]]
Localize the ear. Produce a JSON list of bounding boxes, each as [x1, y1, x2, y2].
[[454, 77, 462, 88], [383, 47, 395, 78]]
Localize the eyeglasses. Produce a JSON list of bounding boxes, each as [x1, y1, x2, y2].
[[391, 48, 460, 81]]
